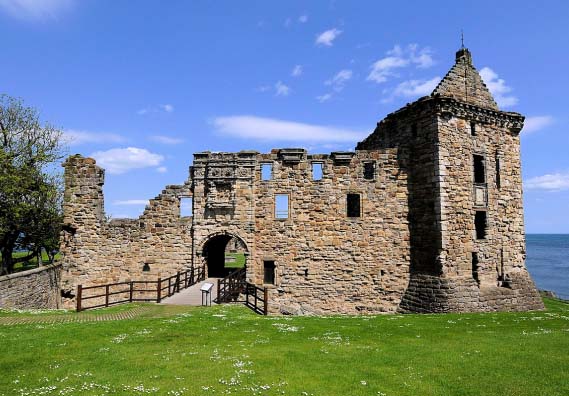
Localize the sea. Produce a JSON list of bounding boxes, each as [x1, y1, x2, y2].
[[526, 234, 569, 300]]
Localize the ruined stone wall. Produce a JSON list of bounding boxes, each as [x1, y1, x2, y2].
[[0, 263, 62, 309], [60, 155, 193, 308], [247, 149, 410, 314]]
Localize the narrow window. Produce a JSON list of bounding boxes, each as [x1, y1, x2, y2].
[[411, 124, 418, 138], [363, 162, 375, 180], [263, 261, 275, 285], [261, 163, 272, 181], [471, 253, 479, 285], [275, 194, 289, 219], [142, 263, 151, 272], [180, 197, 193, 217], [473, 154, 485, 184], [495, 152, 501, 189], [470, 121, 476, 136], [475, 211, 487, 240], [347, 193, 361, 218], [312, 162, 323, 181]]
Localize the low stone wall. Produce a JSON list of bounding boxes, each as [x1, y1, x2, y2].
[[0, 263, 62, 309]]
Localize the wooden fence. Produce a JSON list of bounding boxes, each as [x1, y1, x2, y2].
[[216, 267, 268, 315], [76, 266, 205, 312]]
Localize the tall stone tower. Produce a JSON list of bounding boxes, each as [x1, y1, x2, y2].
[[358, 47, 544, 312]]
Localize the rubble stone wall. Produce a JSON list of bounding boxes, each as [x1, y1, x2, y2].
[[0, 263, 62, 309]]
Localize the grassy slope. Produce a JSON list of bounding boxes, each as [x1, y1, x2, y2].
[[225, 252, 246, 269], [0, 299, 567, 396]]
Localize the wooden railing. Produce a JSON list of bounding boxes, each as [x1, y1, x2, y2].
[[216, 268, 268, 315], [76, 266, 205, 312], [244, 282, 268, 316], [216, 268, 246, 303]]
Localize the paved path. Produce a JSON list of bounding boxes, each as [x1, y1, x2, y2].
[[160, 278, 220, 306], [0, 306, 151, 326]]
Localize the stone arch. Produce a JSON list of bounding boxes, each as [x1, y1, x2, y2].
[[199, 232, 248, 278]]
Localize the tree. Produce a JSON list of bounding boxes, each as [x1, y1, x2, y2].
[[0, 94, 64, 275]]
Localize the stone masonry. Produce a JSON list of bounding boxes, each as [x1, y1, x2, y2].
[[59, 47, 543, 314], [0, 263, 62, 309]]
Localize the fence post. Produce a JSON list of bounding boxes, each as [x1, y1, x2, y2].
[[105, 284, 109, 307], [157, 277, 162, 303], [217, 279, 221, 303], [254, 287, 257, 312], [184, 270, 188, 288], [191, 267, 194, 285], [263, 287, 268, 316], [76, 285, 82, 312], [245, 283, 249, 307], [176, 272, 180, 293], [129, 281, 134, 302], [168, 277, 172, 296]]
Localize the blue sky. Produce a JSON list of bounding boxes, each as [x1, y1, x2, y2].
[[1, 0, 568, 232]]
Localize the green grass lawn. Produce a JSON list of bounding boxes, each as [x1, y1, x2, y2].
[[0, 251, 62, 273], [225, 252, 246, 269], [0, 299, 568, 396]]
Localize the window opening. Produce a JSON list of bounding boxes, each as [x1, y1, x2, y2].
[[470, 122, 476, 136], [347, 193, 361, 218], [495, 152, 501, 189], [473, 154, 485, 184], [363, 162, 375, 180], [475, 211, 487, 240], [471, 252, 479, 285], [312, 162, 323, 181], [263, 261, 275, 285], [180, 197, 193, 217], [275, 194, 289, 219], [261, 163, 273, 181]]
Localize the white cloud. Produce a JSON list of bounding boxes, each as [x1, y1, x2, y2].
[[291, 65, 303, 77], [90, 147, 164, 174], [212, 115, 366, 143], [524, 172, 569, 191], [367, 44, 434, 84], [274, 81, 291, 96], [316, 93, 333, 103], [137, 104, 174, 115], [315, 28, 342, 47], [156, 166, 167, 173], [113, 199, 149, 206], [256, 85, 272, 93], [298, 14, 308, 23], [522, 116, 554, 134], [63, 129, 125, 146], [390, 76, 441, 98], [149, 135, 184, 145], [0, 0, 72, 20], [479, 67, 518, 108], [325, 69, 352, 92]]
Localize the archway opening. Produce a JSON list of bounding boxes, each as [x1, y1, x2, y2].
[[202, 234, 247, 278]]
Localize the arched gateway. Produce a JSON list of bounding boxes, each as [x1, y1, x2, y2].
[[200, 232, 248, 278]]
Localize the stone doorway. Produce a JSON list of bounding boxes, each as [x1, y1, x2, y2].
[[202, 233, 248, 278]]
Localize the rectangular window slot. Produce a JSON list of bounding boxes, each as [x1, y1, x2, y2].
[[475, 211, 487, 240], [347, 193, 361, 218], [275, 194, 289, 219], [363, 162, 375, 180], [474, 154, 485, 184], [261, 163, 273, 181], [180, 197, 193, 217], [470, 122, 476, 136], [471, 252, 480, 285], [495, 153, 501, 189], [263, 260, 275, 285], [312, 162, 323, 181]]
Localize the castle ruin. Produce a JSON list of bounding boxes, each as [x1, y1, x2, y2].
[[60, 48, 544, 314]]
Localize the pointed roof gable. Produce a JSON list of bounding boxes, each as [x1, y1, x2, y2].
[[431, 48, 499, 110]]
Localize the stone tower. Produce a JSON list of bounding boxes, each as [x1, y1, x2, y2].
[[60, 155, 105, 297], [358, 47, 544, 312]]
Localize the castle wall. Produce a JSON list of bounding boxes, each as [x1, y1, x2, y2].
[[250, 149, 409, 314], [0, 263, 62, 310], [60, 156, 193, 308]]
